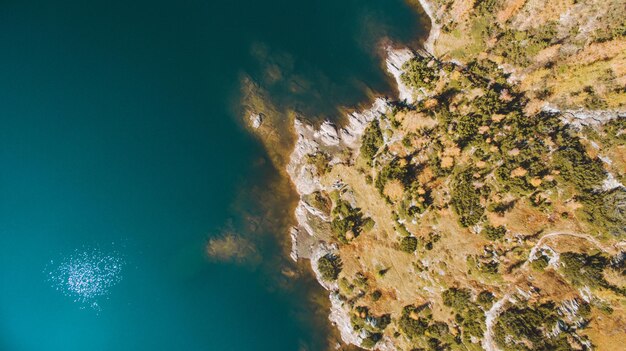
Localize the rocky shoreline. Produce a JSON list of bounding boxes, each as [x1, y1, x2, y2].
[[285, 49, 417, 349], [284, 2, 440, 348]]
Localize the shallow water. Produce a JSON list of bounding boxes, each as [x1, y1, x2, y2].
[[0, 1, 427, 350]]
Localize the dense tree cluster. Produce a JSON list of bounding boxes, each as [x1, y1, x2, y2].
[[317, 254, 342, 281], [331, 199, 366, 243], [482, 225, 506, 241], [361, 120, 384, 165], [400, 236, 418, 253], [451, 169, 484, 227], [560, 251, 610, 289], [493, 301, 584, 351], [442, 288, 486, 341], [401, 57, 439, 91]]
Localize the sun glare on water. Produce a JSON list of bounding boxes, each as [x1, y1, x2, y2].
[[45, 247, 125, 310]]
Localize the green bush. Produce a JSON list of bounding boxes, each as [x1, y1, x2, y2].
[[473, 87, 507, 116], [361, 120, 384, 165], [531, 255, 549, 271], [305, 191, 332, 216], [487, 200, 515, 215], [442, 288, 472, 310], [466, 60, 509, 86], [400, 236, 418, 253], [560, 251, 609, 288], [396, 222, 411, 237], [477, 260, 499, 274], [491, 23, 557, 66], [474, 0, 499, 16], [360, 333, 382, 349], [401, 57, 438, 91], [578, 188, 626, 237], [398, 305, 430, 339], [552, 137, 605, 192], [453, 113, 482, 147], [317, 254, 342, 281], [594, 21, 626, 42], [482, 225, 506, 240], [493, 302, 569, 351], [451, 169, 485, 227], [371, 290, 382, 301], [331, 199, 366, 243], [306, 152, 331, 175], [362, 217, 376, 232], [375, 157, 410, 193], [477, 291, 494, 308]]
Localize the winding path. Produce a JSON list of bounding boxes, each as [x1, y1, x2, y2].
[[482, 231, 624, 351]]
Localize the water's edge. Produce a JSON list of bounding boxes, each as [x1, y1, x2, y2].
[[245, 1, 436, 349]]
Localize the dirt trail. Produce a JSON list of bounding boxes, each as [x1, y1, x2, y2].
[[482, 231, 624, 351]]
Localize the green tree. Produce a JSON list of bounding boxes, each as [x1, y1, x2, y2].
[[317, 254, 342, 281], [361, 120, 384, 165], [451, 169, 485, 227]]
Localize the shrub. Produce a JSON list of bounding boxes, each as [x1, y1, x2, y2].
[[361, 120, 384, 165], [487, 201, 515, 215], [442, 288, 472, 310], [472, 87, 507, 116], [478, 260, 499, 274], [453, 113, 481, 147], [306, 152, 331, 175], [400, 236, 418, 253], [493, 302, 564, 350], [451, 169, 485, 227], [560, 251, 609, 288], [360, 333, 382, 349], [461, 306, 485, 338], [396, 222, 411, 237], [491, 23, 557, 67], [482, 225, 506, 240], [362, 217, 376, 232], [331, 199, 365, 243], [375, 158, 410, 193], [371, 290, 382, 301], [305, 191, 332, 216], [401, 57, 438, 91], [578, 188, 626, 237], [338, 278, 354, 295], [398, 305, 430, 339], [552, 138, 605, 192], [477, 291, 494, 308], [474, 0, 499, 16], [317, 254, 342, 281], [531, 255, 549, 271]]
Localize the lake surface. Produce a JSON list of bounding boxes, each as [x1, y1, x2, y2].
[[0, 1, 427, 350]]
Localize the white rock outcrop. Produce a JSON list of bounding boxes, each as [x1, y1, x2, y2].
[[249, 113, 263, 128], [385, 47, 416, 104]]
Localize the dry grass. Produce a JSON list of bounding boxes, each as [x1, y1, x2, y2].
[[398, 110, 438, 132], [568, 39, 626, 65], [584, 306, 626, 351], [496, 0, 527, 24], [383, 179, 405, 202], [450, 0, 476, 22], [511, 0, 575, 29]]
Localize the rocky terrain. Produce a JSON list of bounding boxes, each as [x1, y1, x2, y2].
[[244, 1, 625, 350]]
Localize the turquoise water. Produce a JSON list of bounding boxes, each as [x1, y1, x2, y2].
[[0, 1, 426, 350]]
